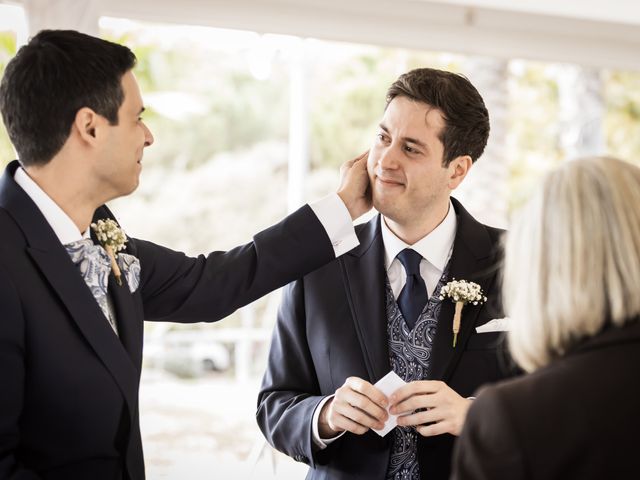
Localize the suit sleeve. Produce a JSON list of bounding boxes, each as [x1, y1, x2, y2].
[[451, 386, 526, 480], [131, 204, 336, 322], [256, 279, 331, 468], [0, 266, 43, 479]]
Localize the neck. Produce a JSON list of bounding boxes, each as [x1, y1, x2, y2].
[[25, 156, 105, 234], [384, 198, 450, 245]]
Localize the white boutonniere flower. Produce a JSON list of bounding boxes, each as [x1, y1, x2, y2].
[[439, 279, 487, 347], [91, 219, 128, 286]]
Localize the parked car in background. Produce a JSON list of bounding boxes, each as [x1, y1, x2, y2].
[[158, 330, 232, 377]]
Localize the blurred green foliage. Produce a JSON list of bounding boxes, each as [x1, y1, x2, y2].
[[605, 70, 640, 165], [308, 47, 463, 169], [1, 22, 639, 190], [507, 62, 564, 209], [103, 30, 290, 170]]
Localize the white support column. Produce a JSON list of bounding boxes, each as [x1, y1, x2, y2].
[[234, 305, 255, 383], [455, 56, 509, 229], [557, 65, 605, 160], [0, 3, 28, 46], [23, 0, 101, 37], [287, 38, 309, 213]]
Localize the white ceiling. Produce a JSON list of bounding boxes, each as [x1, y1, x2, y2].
[[3, 0, 640, 70], [432, 0, 640, 26]]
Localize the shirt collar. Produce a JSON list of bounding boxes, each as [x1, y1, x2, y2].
[[14, 166, 87, 244], [381, 200, 457, 272]]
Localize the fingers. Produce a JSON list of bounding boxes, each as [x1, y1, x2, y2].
[[340, 151, 369, 173], [330, 398, 385, 432], [391, 380, 444, 405], [392, 394, 436, 415], [328, 411, 375, 436], [354, 150, 369, 163], [389, 380, 445, 414], [336, 150, 372, 220], [416, 421, 452, 437], [389, 381, 469, 437], [346, 376, 388, 411], [327, 376, 389, 436], [338, 377, 388, 423]]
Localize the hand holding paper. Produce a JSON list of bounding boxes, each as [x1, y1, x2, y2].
[[318, 376, 389, 438], [371, 371, 407, 437], [390, 380, 472, 437]]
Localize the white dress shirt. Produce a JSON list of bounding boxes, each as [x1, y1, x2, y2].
[[312, 203, 458, 448], [309, 194, 360, 257], [381, 203, 457, 300], [14, 167, 88, 243], [14, 167, 120, 330]]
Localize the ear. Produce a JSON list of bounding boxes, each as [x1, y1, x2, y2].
[[447, 155, 473, 190], [73, 107, 103, 146]]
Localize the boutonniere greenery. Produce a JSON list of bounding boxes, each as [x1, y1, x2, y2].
[[91, 219, 128, 286], [439, 279, 487, 347]]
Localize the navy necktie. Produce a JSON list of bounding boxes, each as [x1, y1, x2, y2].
[[397, 248, 428, 330]]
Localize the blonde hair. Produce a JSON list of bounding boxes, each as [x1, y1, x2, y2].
[[504, 156, 640, 372]]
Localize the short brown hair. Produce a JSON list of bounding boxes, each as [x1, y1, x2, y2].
[[386, 68, 490, 166]]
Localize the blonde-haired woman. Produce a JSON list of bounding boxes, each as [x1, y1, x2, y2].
[[451, 156, 640, 480]]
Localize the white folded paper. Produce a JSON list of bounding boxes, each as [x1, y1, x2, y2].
[[475, 317, 510, 333], [371, 371, 407, 437]]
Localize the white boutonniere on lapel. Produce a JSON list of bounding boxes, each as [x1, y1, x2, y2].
[[91, 219, 128, 286], [439, 279, 487, 347]]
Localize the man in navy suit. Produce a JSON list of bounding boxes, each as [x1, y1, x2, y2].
[[0, 30, 371, 480], [257, 68, 513, 479]]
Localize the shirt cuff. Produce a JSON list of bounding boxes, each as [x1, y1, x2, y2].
[[311, 395, 346, 450], [309, 194, 359, 257]]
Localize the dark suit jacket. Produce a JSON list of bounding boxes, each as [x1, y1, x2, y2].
[[0, 160, 338, 480], [452, 318, 640, 480], [257, 199, 514, 480]]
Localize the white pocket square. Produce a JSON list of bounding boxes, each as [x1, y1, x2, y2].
[[476, 317, 510, 333]]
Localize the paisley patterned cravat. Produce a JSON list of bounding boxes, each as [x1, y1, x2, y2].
[[64, 238, 141, 335]]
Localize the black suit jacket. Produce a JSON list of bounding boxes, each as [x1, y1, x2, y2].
[[257, 199, 513, 480], [452, 318, 640, 480], [0, 160, 338, 480]]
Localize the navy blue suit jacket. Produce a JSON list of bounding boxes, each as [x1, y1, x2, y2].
[[0, 160, 337, 480], [257, 199, 514, 480]]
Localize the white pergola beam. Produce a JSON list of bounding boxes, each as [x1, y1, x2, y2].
[[95, 0, 640, 71], [2, 0, 640, 70]]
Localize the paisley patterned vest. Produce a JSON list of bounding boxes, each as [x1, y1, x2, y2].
[[385, 261, 451, 480]]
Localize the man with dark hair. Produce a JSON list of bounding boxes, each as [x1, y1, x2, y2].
[[257, 68, 512, 480], [0, 30, 371, 480], [0, 30, 137, 167]]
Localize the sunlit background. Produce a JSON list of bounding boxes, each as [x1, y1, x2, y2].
[[1, 1, 640, 478]]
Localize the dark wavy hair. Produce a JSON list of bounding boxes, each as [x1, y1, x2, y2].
[[386, 68, 490, 166]]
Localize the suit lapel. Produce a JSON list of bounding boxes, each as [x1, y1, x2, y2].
[[27, 247, 140, 406], [93, 207, 144, 372], [0, 161, 139, 416], [339, 215, 390, 383], [109, 276, 144, 372], [429, 198, 501, 382]]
